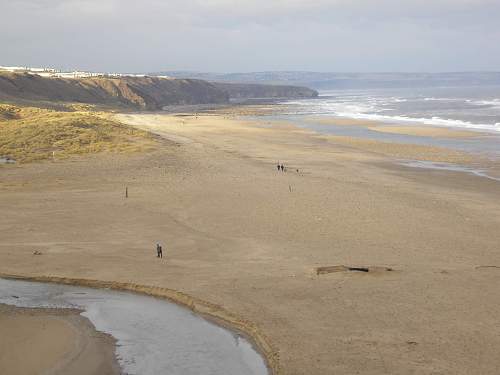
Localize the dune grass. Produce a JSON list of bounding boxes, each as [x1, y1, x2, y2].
[[0, 104, 156, 163]]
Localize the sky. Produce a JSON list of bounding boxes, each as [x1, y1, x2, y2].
[[1, 0, 499, 73]]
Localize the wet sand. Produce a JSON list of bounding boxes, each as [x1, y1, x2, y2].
[[305, 116, 487, 138], [369, 125, 481, 138], [1, 110, 500, 374], [0, 304, 119, 375]]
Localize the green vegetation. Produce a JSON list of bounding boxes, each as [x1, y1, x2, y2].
[[0, 104, 156, 163]]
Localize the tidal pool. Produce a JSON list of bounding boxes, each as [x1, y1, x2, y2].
[[0, 278, 269, 375], [399, 160, 500, 182]]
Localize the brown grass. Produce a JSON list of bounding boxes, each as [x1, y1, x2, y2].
[[0, 104, 156, 163]]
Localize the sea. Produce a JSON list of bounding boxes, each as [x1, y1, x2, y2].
[[285, 85, 500, 133], [274, 86, 500, 160]]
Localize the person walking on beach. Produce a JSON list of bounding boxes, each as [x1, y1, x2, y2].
[[156, 243, 163, 258], [280, 164, 285, 172], [277, 163, 281, 172]]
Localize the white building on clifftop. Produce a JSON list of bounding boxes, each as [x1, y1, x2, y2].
[[0, 65, 159, 79]]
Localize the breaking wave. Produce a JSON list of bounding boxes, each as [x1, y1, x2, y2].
[[284, 91, 500, 133]]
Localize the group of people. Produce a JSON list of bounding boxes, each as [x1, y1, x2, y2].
[[276, 163, 286, 172]]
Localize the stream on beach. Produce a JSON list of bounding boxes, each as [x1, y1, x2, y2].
[[0, 278, 268, 375]]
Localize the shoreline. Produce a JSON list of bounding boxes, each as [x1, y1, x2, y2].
[[224, 109, 500, 181], [119, 110, 500, 182], [302, 115, 491, 138], [0, 301, 119, 375], [0, 273, 279, 375], [311, 113, 499, 132], [302, 117, 500, 181]]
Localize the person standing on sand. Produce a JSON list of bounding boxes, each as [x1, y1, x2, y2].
[[281, 164, 285, 172], [158, 245, 163, 258], [277, 163, 281, 172], [156, 243, 162, 258]]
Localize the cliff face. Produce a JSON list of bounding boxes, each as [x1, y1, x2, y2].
[[209, 82, 318, 99], [0, 73, 229, 109], [0, 72, 319, 109]]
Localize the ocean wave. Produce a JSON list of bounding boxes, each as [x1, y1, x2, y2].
[[421, 97, 461, 102], [283, 95, 500, 133], [330, 112, 500, 132], [471, 99, 500, 107]]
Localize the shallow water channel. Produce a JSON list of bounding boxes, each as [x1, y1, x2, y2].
[[0, 278, 269, 375]]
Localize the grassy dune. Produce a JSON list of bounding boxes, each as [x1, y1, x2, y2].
[[0, 104, 156, 163]]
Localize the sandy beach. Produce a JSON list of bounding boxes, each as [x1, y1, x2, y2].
[[305, 116, 483, 138], [1, 109, 500, 374], [0, 303, 119, 375]]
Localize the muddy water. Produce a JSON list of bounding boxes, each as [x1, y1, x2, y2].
[[0, 278, 268, 375]]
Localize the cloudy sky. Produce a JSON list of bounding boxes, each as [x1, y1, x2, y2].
[[1, 0, 499, 73]]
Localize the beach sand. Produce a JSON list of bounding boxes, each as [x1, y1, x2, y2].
[[305, 116, 383, 127], [0, 304, 119, 375], [306, 116, 485, 138], [1, 110, 500, 374]]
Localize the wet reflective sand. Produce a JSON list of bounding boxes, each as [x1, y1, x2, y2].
[[0, 278, 268, 375]]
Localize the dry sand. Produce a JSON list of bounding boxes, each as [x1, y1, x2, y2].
[[0, 304, 119, 375], [1, 111, 500, 374]]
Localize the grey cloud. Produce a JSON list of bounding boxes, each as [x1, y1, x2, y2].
[[1, 0, 499, 72]]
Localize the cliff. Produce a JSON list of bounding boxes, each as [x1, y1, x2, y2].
[[0, 73, 229, 109], [213, 82, 318, 99]]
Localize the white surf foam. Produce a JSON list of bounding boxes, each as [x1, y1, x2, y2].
[[284, 97, 500, 133], [471, 99, 500, 108]]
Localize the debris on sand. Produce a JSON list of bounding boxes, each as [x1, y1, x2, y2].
[[315, 265, 393, 275]]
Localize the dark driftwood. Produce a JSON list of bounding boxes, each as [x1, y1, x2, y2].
[[315, 265, 393, 275]]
